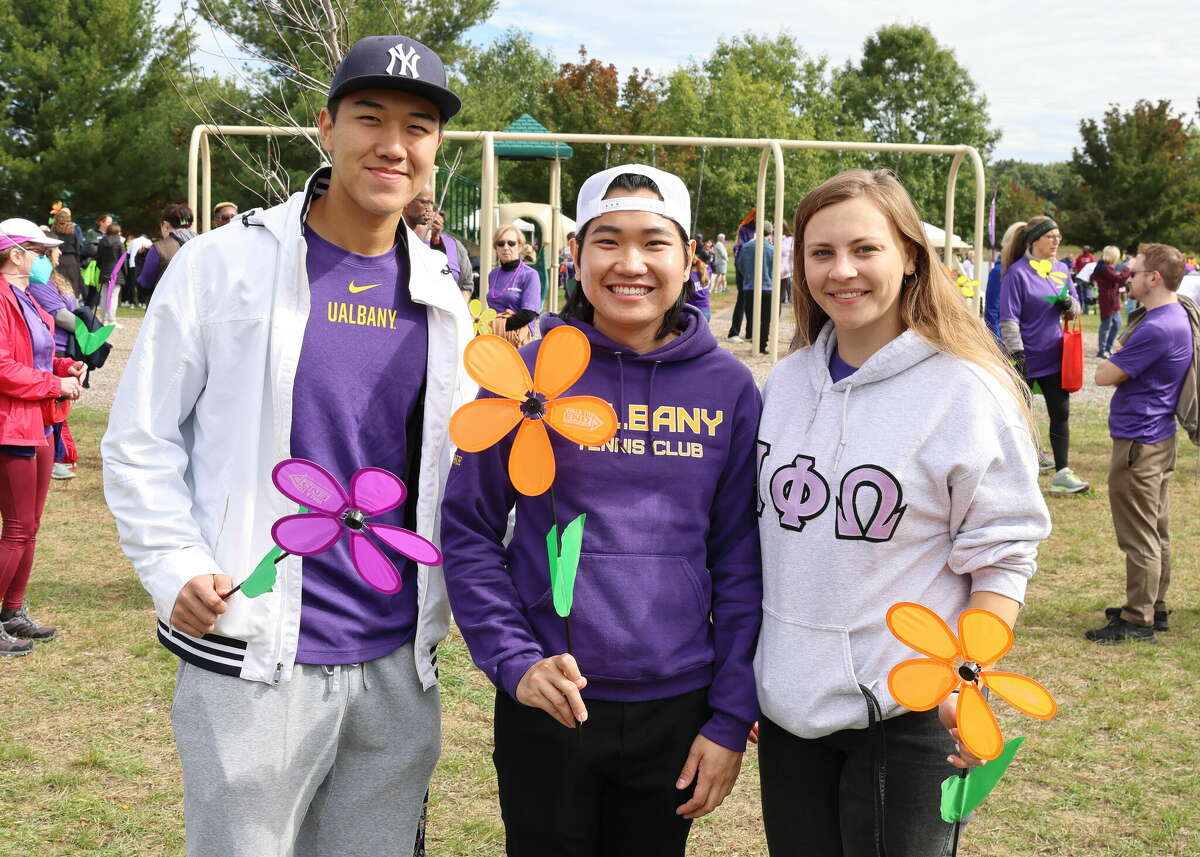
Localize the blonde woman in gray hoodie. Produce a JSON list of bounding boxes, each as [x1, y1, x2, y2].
[[754, 169, 1051, 857]]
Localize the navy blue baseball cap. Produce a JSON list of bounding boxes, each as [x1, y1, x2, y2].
[[328, 35, 462, 122]]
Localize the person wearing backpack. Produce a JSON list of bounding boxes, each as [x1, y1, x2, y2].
[[135, 203, 196, 300], [1088, 243, 1198, 644]]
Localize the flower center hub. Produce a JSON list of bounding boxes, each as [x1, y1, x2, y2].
[[342, 509, 366, 530], [521, 392, 546, 420], [957, 661, 981, 683]]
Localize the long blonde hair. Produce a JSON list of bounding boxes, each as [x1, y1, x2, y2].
[[791, 169, 1035, 437]]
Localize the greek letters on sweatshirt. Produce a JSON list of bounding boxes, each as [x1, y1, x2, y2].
[[440, 307, 762, 751], [755, 323, 1050, 740]]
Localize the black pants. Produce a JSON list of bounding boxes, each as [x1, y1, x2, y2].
[[759, 711, 956, 857], [493, 687, 708, 857], [744, 293, 773, 353], [728, 267, 748, 337], [1027, 371, 1071, 470]]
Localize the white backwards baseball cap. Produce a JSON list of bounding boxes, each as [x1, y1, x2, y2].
[[0, 218, 62, 246], [575, 164, 691, 237]]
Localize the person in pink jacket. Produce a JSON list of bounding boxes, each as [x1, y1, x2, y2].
[[0, 230, 85, 656]]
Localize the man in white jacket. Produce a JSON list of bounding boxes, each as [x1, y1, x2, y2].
[[103, 35, 473, 857]]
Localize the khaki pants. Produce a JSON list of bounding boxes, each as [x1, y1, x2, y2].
[[1109, 435, 1176, 627]]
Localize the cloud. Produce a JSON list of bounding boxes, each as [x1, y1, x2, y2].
[[465, 0, 1200, 163]]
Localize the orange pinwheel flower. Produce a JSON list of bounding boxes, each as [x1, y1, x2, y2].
[[450, 325, 618, 496], [886, 602, 1056, 761]]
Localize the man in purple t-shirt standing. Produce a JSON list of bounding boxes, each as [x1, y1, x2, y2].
[[103, 35, 474, 856], [1088, 243, 1196, 644]]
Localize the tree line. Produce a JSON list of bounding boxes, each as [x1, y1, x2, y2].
[[1, 0, 1195, 251]]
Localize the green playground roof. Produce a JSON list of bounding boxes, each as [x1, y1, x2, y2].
[[494, 114, 574, 160]]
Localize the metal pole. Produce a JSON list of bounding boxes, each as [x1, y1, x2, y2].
[[769, 141, 785, 363], [187, 125, 203, 227], [752, 147, 769, 356], [480, 133, 496, 309], [201, 133, 213, 234], [550, 156, 562, 314], [943, 152, 965, 270], [969, 150, 986, 317]]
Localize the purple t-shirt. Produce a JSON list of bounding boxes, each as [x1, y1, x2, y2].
[[1109, 302, 1192, 443], [999, 257, 1079, 378], [10, 285, 54, 374], [487, 261, 541, 315], [829, 349, 858, 383], [27, 281, 77, 353], [291, 226, 429, 665]]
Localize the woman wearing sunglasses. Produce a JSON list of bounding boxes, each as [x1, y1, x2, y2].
[[0, 227, 86, 655], [487, 224, 542, 347]]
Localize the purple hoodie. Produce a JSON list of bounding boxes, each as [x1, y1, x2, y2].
[[440, 306, 763, 751]]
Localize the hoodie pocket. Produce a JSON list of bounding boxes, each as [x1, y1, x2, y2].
[[755, 606, 865, 739], [532, 552, 713, 683]]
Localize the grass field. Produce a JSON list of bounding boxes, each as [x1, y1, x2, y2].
[[2, 357, 1198, 855]]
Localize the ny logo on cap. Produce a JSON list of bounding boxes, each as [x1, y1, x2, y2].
[[385, 43, 421, 78]]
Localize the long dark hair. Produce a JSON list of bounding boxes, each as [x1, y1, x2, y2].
[[560, 172, 693, 341]]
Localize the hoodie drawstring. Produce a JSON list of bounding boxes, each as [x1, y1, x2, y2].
[[832, 383, 853, 471], [614, 352, 626, 454], [647, 361, 661, 451]]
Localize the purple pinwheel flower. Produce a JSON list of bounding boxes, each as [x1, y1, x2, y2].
[[270, 458, 442, 594]]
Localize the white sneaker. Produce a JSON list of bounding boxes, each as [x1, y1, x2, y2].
[[51, 463, 75, 480], [1049, 467, 1088, 494], [727, 335, 744, 344]]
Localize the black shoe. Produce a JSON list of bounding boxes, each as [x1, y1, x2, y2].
[[1086, 616, 1156, 644], [1106, 606, 1170, 632], [0, 626, 33, 656], [1, 606, 57, 641]]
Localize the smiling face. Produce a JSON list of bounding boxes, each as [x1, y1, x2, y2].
[[1029, 227, 1061, 260], [573, 187, 694, 352], [802, 195, 915, 355], [317, 88, 441, 223]]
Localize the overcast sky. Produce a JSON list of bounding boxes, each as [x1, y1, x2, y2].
[[178, 0, 1199, 164]]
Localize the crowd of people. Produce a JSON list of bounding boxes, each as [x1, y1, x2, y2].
[[3, 29, 1197, 857]]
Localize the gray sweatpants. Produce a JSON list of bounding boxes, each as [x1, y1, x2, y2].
[[171, 643, 440, 857]]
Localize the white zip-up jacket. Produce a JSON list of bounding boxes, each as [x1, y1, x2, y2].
[[102, 170, 474, 688]]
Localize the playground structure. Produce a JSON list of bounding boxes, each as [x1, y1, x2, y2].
[[188, 124, 985, 362]]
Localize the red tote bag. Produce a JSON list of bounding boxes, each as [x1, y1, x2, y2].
[[1061, 317, 1084, 393]]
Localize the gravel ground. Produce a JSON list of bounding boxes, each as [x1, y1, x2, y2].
[[90, 304, 1113, 418], [84, 314, 141, 412]]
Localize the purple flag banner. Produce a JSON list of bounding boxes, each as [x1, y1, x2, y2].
[[988, 185, 998, 249]]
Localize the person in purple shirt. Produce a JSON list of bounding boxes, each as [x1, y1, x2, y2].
[[1088, 243, 1196, 644], [999, 215, 1089, 494], [101, 34, 473, 857], [487, 223, 541, 345], [441, 164, 762, 857]]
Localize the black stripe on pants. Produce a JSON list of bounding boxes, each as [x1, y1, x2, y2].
[[493, 687, 709, 857], [1027, 371, 1071, 470]]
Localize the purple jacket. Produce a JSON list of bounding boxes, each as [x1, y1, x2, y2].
[[999, 257, 1079, 378], [440, 307, 763, 750]]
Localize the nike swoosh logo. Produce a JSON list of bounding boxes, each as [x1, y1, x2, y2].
[[348, 281, 383, 294]]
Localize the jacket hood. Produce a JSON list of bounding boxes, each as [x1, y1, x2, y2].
[[806, 321, 939, 393], [801, 322, 939, 471], [540, 304, 717, 363]]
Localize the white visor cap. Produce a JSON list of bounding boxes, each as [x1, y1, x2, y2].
[[0, 218, 62, 246], [575, 164, 691, 238]]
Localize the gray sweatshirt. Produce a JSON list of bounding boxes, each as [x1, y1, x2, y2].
[[754, 323, 1051, 739]]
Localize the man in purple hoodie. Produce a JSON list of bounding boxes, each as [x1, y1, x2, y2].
[[441, 164, 762, 857]]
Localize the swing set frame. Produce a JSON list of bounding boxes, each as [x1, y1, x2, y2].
[[188, 124, 985, 362]]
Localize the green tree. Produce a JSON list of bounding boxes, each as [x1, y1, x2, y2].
[[835, 24, 1000, 235], [0, 0, 232, 229], [1064, 99, 1200, 251]]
